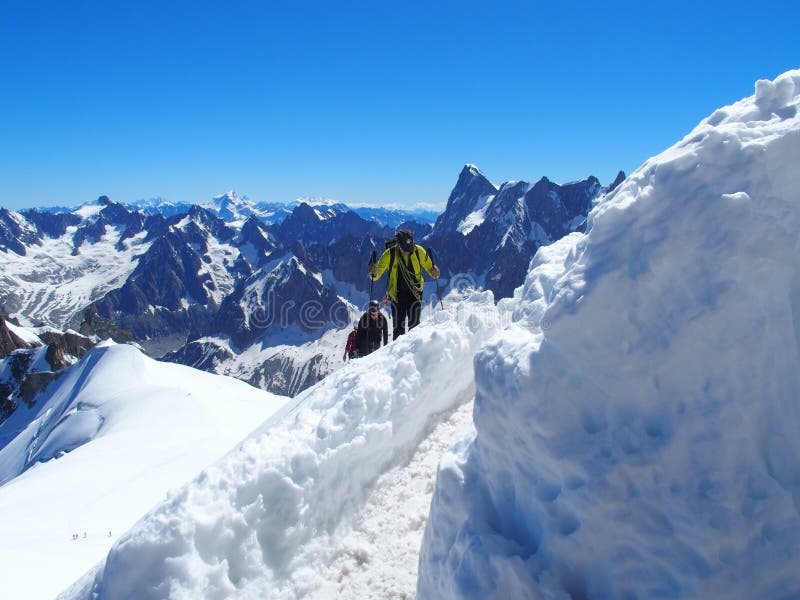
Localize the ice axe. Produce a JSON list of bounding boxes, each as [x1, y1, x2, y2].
[[426, 247, 444, 310], [368, 250, 377, 301]]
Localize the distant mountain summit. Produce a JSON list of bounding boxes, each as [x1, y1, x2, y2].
[[274, 202, 390, 247], [432, 164, 499, 235], [201, 190, 288, 224], [122, 194, 438, 228]]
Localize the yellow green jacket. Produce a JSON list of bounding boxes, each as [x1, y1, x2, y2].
[[371, 244, 435, 302]]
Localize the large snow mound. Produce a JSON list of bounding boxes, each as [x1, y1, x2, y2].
[[60, 292, 500, 599], [0, 343, 287, 600], [418, 69, 800, 599]]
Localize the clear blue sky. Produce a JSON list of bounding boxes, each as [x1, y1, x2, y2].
[[1, 0, 797, 210]]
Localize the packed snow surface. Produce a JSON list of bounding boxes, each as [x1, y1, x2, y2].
[[60, 293, 501, 599], [418, 69, 800, 598], [0, 343, 288, 600]]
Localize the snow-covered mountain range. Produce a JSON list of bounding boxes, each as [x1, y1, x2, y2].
[[125, 192, 439, 227], [1, 69, 798, 600], [426, 164, 624, 298], [1, 167, 617, 398]]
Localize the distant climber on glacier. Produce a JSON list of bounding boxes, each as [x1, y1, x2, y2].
[[368, 229, 441, 340], [356, 300, 389, 356], [342, 322, 360, 361]]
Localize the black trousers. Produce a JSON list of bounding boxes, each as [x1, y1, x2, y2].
[[391, 298, 421, 340]]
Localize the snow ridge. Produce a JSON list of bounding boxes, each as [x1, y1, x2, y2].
[[61, 292, 499, 600]]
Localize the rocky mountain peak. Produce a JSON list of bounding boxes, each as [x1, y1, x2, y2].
[[608, 170, 626, 193], [432, 165, 499, 235], [454, 164, 497, 194]]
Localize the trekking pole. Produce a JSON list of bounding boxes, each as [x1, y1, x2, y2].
[[426, 247, 444, 310], [368, 250, 377, 301]]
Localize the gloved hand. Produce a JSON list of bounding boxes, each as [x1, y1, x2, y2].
[[431, 266, 441, 279], [369, 263, 378, 277]]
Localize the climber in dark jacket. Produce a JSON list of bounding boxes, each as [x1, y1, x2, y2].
[[343, 322, 359, 361], [357, 300, 389, 356]]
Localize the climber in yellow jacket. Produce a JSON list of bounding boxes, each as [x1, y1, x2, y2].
[[369, 229, 441, 340]]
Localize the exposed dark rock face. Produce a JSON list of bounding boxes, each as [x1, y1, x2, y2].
[[425, 166, 618, 299], [20, 371, 62, 406], [1, 194, 428, 365], [172, 206, 236, 245], [238, 216, 279, 269], [0, 383, 15, 421], [608, 170, 626, 193], [0, 209, 39, 256], [69, 197, 149, 253], [431, 165, 499, 235], [162, 340, 235, 372], [0, 324, 95, 427], [164, 338, 335, 398], [8, 351, 33, 383], [44, 344, 70, 371], [247, 352, 329, 397], [270, 203, 392, 247], [90, 229, 217, 343], [83, 207, 240, 348], [72, 217, 108, 249], [308, 234, 381, 295], [1, 351, 33, 425], [39, 330, 96, 359], [105, 230, 211, 313], [214, 250, 347, 350], [79, 306, 135, 344], [98, 196, 144, 230], [1, 317, 32, 358], [142, 214, 169, 241], [20, 209, 81, 238]]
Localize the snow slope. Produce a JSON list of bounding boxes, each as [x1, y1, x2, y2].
[[418, 70, 800, 598], [0, 343, 288, 600], [59, 291, 500, 599]]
